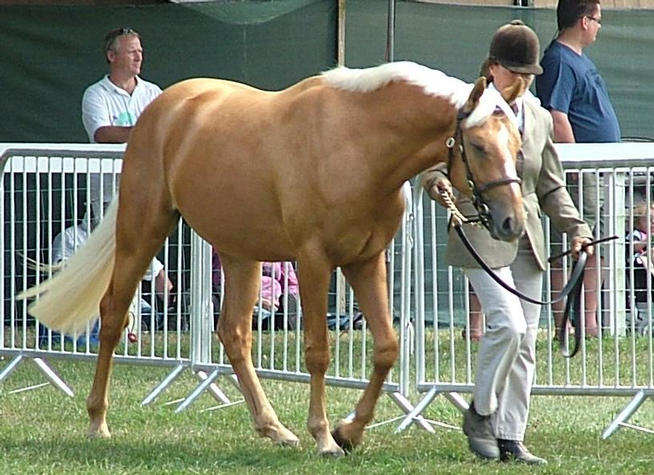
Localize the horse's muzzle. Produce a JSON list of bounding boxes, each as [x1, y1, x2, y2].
[[484, 202, 525, 242], [492, 213, 525, 242]]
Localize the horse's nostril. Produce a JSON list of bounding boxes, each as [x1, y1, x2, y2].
[[499, 214, 524, 240], [502, 216, 514, 234]]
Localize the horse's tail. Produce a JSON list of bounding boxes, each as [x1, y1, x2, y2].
[[18, 199, 119, 335]]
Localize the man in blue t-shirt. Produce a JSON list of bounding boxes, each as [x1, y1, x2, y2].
[[537, 1, 620, 143], [536, 0, 620, 338]]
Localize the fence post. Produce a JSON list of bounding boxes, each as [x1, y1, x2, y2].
[[190, 231, 213, 366]]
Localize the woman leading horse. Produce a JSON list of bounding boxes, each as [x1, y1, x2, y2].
[[21, 61, 524, 456]]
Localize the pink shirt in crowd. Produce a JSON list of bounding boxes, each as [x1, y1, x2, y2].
[[212, 251, 299, 309]]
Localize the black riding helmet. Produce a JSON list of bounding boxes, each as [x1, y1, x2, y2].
[[488, 19, 543, 75]]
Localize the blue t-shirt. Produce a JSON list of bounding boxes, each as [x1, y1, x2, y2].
[[536, 41, 620, 143]]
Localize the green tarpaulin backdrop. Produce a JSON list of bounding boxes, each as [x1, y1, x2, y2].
[[1, 1, 651, 142]]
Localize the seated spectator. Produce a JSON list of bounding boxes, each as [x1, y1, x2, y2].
[[132, 256, 174, 332], [39, 209, 173, 347], [212, 250, 300, 330], [625, 200, 654, 334]]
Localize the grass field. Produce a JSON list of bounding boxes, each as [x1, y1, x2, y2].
[[2, 335, 654, 474]]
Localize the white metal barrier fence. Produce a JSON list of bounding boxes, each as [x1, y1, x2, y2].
[[406, 142, 654, 439], [4, 143, 654, 438], [0, 144, 423, 428], [0, 145, 196, 398]]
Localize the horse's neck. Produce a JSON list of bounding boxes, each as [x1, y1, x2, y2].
[[355, 83, 457, 189]]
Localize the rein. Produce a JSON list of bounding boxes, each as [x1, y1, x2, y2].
[[439, 187, 617, 358]]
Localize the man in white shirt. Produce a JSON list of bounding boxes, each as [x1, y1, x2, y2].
[[82, 28, 162, 223], [82, 27, 161, 144]]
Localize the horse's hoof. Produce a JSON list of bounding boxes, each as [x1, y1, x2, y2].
[[262, 424, 299, 447], [87, 422, 111, 439], [331, 424, 359, 454], [318, 444, 346, 457], [87, 429, 111, 439], [277, 433, 300, 448]]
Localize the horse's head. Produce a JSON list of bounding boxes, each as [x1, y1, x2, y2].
[[447, 76, 525, 241]]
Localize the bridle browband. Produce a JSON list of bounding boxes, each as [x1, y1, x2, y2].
[[446, 108, 522, 231]]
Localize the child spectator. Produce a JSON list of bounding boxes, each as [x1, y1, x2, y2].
[[626, 200, 654, 334], [212, 251, 300, 330]]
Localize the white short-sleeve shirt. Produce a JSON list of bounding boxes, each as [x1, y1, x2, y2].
[[81, 75, 162, 143]]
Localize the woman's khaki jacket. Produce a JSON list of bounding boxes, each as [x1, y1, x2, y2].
[[421, 96, 592, 271]]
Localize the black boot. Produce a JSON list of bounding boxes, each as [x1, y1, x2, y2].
[[462, 402, 499, 460], [497, 439, 547, 465]]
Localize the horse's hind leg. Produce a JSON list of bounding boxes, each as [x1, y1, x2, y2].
[[87, 203, 179, 438], [332, 252, 398, 451], [218, 255, 299, 447], [87, 277, 134, 438]]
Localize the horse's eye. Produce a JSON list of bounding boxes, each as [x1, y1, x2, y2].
[[469, 142, 485, 154]]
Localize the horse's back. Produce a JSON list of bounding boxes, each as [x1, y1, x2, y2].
[[146, 75, 324, 118], [122, 75, 331, 260], [133, 75, 325, 151]]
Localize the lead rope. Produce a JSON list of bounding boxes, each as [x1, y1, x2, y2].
[[439, 185, 470, 228], [438, 187, 582, 306]]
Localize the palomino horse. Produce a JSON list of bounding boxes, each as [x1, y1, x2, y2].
[[21, 61, 525, 455]]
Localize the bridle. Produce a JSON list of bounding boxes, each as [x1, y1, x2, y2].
[[446, 108, 522, 232]]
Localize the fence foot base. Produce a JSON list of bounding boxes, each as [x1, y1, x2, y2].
[[389, 391, 435, 433], [341, 391, 435, 433], [195, 370, 231, 405], [0, 354, 24, 384], [141, 363, 187, 406], [175, 369, 239, 413], [32, 357, 74, 396], [602, 390, 650, 439], [0, 354, 73, 397], [396, 389, 468, 433], [395, 387, 439, 433], [442, 391, 468, 413]]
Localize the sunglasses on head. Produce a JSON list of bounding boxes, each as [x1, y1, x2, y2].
[[104, 27, 138, 52]]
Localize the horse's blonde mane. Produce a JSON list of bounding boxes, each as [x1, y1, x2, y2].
[[322, 61, 517, 129]]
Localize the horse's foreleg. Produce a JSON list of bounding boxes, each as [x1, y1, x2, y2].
[[297, 254, 343, 456], [218, 257, 299, 447], [333, 252, 398, 451]]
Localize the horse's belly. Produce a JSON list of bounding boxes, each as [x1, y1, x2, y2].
[[324, 211, 404, 265], [181, 206, 295, 261], [169, 142, 406, 265]]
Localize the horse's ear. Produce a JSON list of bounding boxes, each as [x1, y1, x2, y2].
[[463, 77, 487, 114], [501, 76, 526, 105]]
